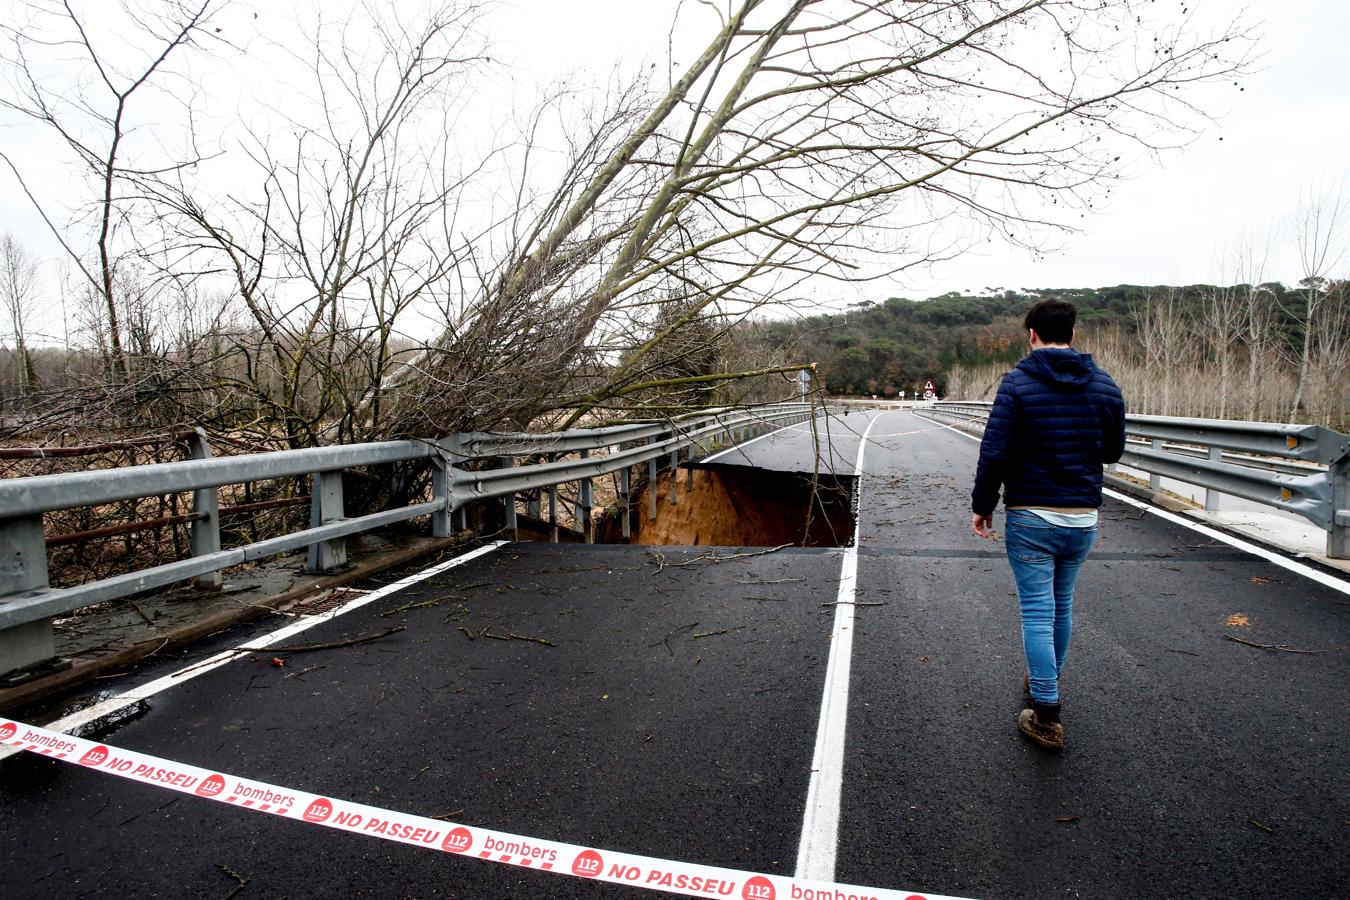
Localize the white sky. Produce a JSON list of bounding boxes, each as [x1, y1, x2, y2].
[[2, 0, 1347, 337], [493, 0, 1350, 298]]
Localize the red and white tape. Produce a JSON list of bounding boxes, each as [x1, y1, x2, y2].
[[2, 717, 972, 900]]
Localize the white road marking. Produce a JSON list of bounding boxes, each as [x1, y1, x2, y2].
[[918, 413, 1350, 595], [1101, 489, 1350, 596], [0, 541, 507, 760], [795, 409, 894, 882]]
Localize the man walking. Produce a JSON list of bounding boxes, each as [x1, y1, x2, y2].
[[970, 299, 1126, 750]]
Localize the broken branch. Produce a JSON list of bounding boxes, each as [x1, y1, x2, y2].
[[238, 626, 406, 655], [1222, 634, 1342, 654]]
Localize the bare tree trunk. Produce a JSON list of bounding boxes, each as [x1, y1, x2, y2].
[[1286, 185, 1345, 422]]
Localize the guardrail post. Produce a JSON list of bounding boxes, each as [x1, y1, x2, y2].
[[547, 453, 559, 543], [431, 453, 452, 538], [502, 457, 518, 539], [579, 449, 593, 543], [188, 429, 222, 590], [1330, 453, 1349, 559], [1149, 439, 1163, 492], [306, 470, 347, 574], [669, 447, 679, 506], [1203, 446, 1222, 512], [0, 515, 69, 684], [619, 450, 632, 540], [647, 452, 658, 522]]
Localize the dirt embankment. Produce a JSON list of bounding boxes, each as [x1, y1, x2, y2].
[[614, 467, 854, 547]]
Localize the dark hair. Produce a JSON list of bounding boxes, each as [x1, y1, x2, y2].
[[1024, 298, 1076, 344]]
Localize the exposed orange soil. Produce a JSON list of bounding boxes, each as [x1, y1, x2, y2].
[[623, 468, 853, 547]]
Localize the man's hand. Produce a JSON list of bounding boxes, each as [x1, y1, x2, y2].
[[971, 512, 993, 539]]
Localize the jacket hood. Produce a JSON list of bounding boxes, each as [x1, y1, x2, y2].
[[1016, 347, 1096, 387]]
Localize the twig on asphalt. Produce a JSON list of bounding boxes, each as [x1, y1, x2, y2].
[[429, 808, 465, 821], [237, 625, 405, 655], [283, 664, 327, 680], [647, 549, 667, 574], [507, 632, 557, 647], [692, 626, 745, 639], [664, 544, 793, 567], [648, 622, 700, 656], [381, 596, 464, 617], [217, 864, 249, 900], [736, 577, 803, 585], [821, 600, 886, 607], [1222, 634, 1342, 654]]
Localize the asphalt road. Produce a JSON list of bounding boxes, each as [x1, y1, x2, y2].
[[2, 409, 1347, 899]]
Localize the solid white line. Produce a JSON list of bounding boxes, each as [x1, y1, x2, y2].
[[917, 412, 1350, 595], [795, 409, 893, 882], [1101, 489, 1350, 596], [0, 541, 507, 761], [699, 415, 821, 463]]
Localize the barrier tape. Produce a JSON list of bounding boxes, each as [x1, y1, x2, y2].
[[2, 717, 972, 900]]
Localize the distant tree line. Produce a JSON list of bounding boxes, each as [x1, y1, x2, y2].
[[760, 285, 1148, 397], [765, 275, 1347, 428]]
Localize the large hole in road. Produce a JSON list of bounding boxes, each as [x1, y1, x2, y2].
[[598, 465, 856, 548]]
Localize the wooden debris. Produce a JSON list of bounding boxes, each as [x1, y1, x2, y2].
[[217, 864, 250, 900], [238, 625, 405, 655], [1222, 634, 1341, 654], [692, 626, 745, 639]]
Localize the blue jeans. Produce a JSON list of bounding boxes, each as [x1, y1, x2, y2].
[[1004, 509, 1097, 705]]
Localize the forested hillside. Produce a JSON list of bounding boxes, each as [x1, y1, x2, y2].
[[761, 286, 1153, 395], [760, 283, 1347, 428]]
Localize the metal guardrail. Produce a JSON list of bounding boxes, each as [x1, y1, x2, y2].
[[917, 401, 1350, 561], [0, 402, 821, 682]]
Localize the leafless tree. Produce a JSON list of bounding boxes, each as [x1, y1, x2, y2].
[[2, 0, 1257, 448], [372, 0, 1256, 435], [0, 233, 41, 404], [1285, 184, 1346, 422], [1309, 279, 1350, 428], [1135, 286, 1192, 416], [0, 0, 227, 384]]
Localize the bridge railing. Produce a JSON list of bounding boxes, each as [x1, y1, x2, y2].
[[0, 401, 820, 682], [918, 401, 1350, 560]]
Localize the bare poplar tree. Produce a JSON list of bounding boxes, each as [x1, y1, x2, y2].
[[0, 233, 40, 402], [1309, 279, 1350, 428], [1135, 287, 1191, 416], [0, 0, 227, 384], [1285, 184, 1346, 422]]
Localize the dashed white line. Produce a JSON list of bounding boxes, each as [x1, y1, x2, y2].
[[795, 409, 894, 882], [0, 541, 507, 761]]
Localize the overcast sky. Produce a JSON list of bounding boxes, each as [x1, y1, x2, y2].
[[493, 0, 1349, 299], [3, 0, 1346, 335]]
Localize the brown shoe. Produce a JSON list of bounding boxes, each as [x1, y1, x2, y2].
[[1018, 702, 1064, 750]]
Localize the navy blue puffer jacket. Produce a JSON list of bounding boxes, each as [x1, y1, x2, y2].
[[971, 348, 1126, 515]]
